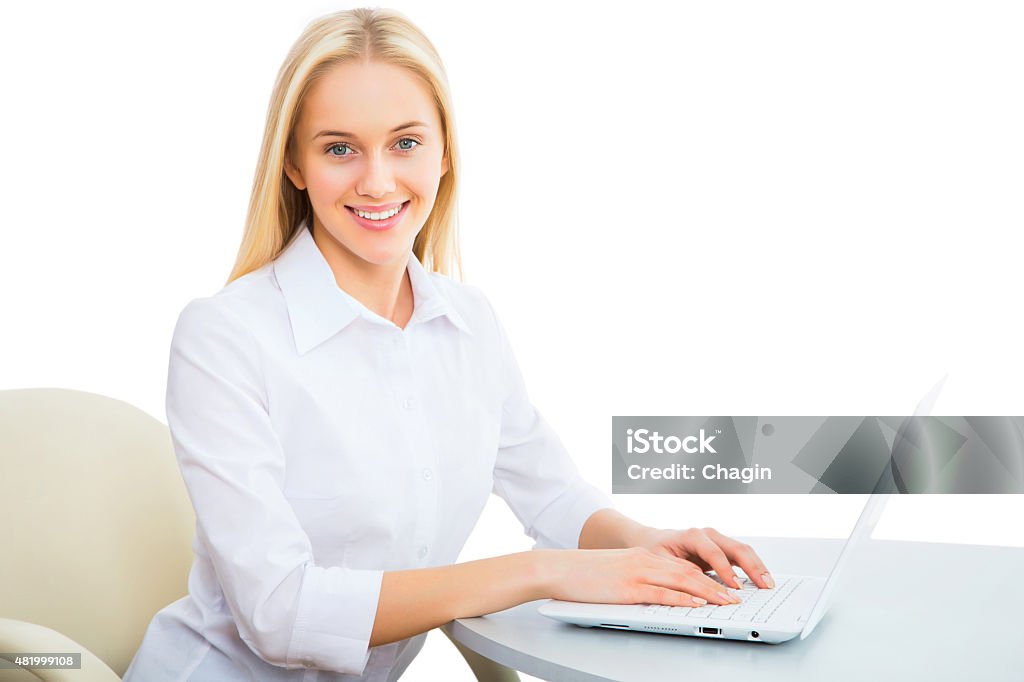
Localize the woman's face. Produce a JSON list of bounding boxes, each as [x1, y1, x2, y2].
[[284, 60, 448, 270]]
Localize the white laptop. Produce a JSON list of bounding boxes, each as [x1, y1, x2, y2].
[[539, 377, 946, 644], [538, 491, 886, 643]]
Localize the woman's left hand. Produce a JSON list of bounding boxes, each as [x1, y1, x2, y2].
[[633, 526, 776, 590]]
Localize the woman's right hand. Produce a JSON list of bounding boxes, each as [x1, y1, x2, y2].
[[536, 547, 744, 607]]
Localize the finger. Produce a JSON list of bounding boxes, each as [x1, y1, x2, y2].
[[709, 531, 774, 589], [655, 559, 742, 605], [688, 528, 746, 590], [703, 527, 775, 589], [639, 584, 712, 608]]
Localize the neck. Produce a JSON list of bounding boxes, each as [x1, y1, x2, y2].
[[310, 220, 414, 328]]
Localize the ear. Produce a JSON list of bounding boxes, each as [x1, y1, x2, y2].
[[283, 148, 307, 191], [440, 151, 450, 178]]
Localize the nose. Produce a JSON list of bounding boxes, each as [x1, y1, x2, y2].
[[355, 151, 396, 199]]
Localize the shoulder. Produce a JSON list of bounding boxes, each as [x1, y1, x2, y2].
[[172, 262, 284, 347]]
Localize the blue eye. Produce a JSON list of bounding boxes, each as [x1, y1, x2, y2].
[[396, 138, 419, 152], [326, 142, 353, 157]]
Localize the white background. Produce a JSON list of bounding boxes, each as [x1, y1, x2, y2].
[[2, 1, 1022, 680]]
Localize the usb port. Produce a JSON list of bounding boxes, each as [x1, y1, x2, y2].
[[700, 627, 721, 635]]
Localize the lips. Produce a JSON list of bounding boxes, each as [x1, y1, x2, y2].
[[346, 201, 406, 214], [345, 200, 410, 232]]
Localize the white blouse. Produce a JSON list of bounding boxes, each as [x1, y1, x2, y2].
[[124, 223, 615, 681]]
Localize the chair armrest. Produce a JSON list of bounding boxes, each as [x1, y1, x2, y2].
[[0, 618, 121, 682]]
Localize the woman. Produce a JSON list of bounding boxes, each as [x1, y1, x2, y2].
[[125, 8, 773, 681]]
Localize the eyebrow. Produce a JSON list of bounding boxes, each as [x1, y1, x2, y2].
[[313, 121, 428, 140]]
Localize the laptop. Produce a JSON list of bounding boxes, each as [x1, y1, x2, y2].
[[538, 377, 947, 644]]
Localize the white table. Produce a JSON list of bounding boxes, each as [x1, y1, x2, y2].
[[442, 537, 1024, 681]]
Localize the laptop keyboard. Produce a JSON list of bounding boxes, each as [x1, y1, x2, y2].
[[641, 575, 803, 624]]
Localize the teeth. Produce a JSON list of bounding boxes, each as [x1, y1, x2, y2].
[[353, 204, 403, 220]]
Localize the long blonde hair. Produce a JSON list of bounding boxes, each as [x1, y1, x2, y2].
[[226, 7, 462, 285]]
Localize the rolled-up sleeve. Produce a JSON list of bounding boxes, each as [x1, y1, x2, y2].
[[481, 295, 615, 550], [166, 298, 382, 675]]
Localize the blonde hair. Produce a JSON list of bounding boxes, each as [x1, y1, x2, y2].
[[226, 7, 462, 285]]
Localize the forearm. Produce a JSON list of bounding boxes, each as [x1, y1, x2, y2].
[[369, 550, 548, 647], [578, 507, 656, 550]]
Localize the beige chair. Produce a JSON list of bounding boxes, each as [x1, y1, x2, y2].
[[0, 388, 518, 681]]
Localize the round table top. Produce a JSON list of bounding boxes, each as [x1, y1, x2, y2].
[[443, 537, 1024, 682]]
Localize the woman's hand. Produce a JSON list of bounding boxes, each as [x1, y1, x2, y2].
[[536, 547, 747, 607], [632, 526, 775, 590]]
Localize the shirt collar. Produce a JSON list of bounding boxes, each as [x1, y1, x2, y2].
[[273, 224, 472, 356]]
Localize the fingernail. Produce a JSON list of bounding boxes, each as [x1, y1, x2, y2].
[[717, 591, 733, 603], [762, 572, 775, 588], [731, 589, 743, 603], [691, 596, 708, 605], [733, 573, 744, 588]]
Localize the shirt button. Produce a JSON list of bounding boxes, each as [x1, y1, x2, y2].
[[403, 397, 415, 410], [422, 468, 433, 480], [302, 658, 314, 668], [417, 546, 428, 558]]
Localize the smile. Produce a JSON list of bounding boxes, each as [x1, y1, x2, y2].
[[352, 204, 402, 220], [345, 201, 410, 232]]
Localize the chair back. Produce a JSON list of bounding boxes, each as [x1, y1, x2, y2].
[[0, 388, 195, 677]]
